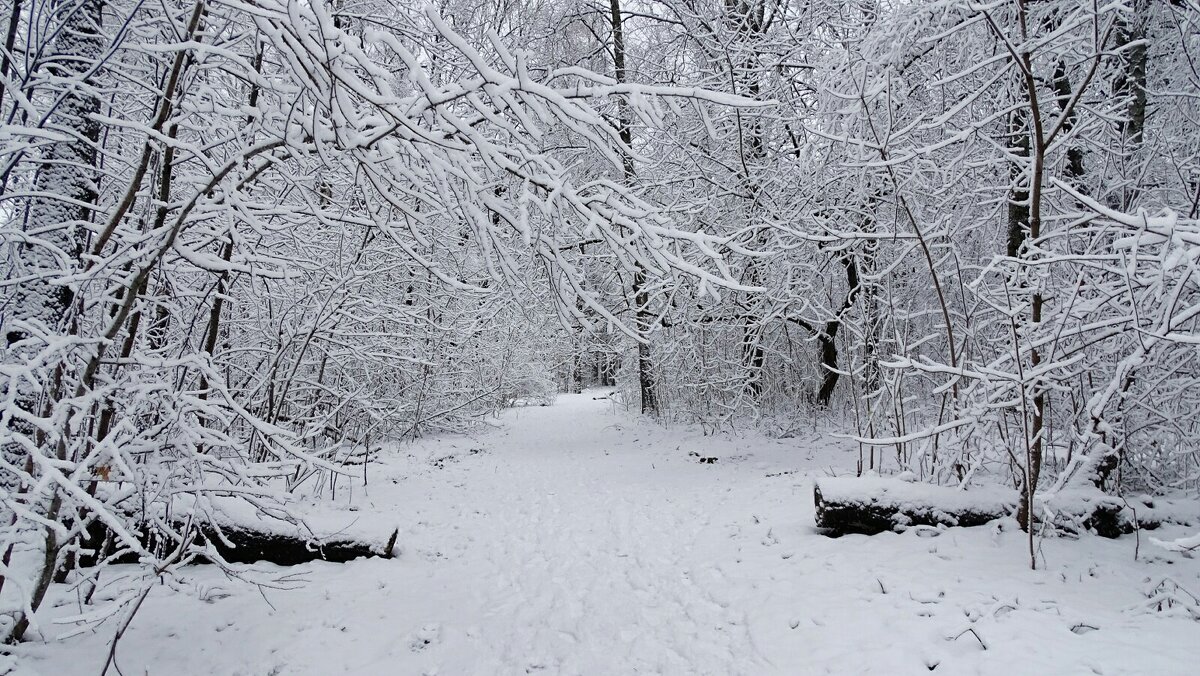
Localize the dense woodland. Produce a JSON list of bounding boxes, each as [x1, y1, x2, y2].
[[2, 0, 1199, 649]]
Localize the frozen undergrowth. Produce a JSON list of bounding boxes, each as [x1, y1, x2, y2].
[[9, 392, 1198, 676]]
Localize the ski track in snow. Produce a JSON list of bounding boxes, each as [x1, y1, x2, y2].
[[15, 391, 1200, 676]]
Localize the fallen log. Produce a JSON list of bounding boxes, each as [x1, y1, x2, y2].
[[813, 477, 1199, 538], [181, 521, 398, 565], [75, 504, 398, 568], [814, 477, 1015, 536]]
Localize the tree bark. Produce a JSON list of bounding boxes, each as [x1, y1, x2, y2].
[[7, 0, 105, 644], [608, 0, 658, 415]]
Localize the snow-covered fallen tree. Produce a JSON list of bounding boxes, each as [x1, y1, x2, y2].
[[814, 478, 1015, 536], [75, 499, 399, 568], [814, 477, 1200, 538]]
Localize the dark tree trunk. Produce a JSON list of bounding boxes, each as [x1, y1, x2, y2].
[[0, 0, 20, 110], [815, 249, 863, 407], [1006, 110, 1031, 259], [815, 333, 839, 407], [609, 0, 658, 415], [1050, 60, 1085, 181], [7, 0, 105, 644]]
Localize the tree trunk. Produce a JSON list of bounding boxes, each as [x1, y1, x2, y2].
[[1012, 31, 1048, 550], [1006, 110, 1031, 259], [1114, 0, 1147, 211], [7, 0, 104, 644], [608, 0, 657, 415]]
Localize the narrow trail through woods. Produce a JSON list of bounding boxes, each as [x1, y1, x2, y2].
[[394, 392, 774, 674]]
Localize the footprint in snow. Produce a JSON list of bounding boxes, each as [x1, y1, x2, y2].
[[409, 623, 441, 651]]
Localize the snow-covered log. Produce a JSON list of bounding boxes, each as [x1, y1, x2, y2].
[[814, 478, 1016, 536], [187, 522, 398, 565], [813, 478, 1200, 538], [78, 509, 398, 568], [1045, 491, 1200, 538]]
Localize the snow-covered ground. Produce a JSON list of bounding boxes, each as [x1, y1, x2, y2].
[[10, 391, 1199, 675]]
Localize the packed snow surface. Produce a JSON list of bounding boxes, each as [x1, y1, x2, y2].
[[12, 392, 1200, 675]]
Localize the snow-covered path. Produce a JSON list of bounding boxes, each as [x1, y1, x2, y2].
[[309, 391, 781, 674], [431, 396, 767, 674], [20, 392, 1200, 675]]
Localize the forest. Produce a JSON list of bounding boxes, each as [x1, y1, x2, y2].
[[1, 0, 1199, 673]]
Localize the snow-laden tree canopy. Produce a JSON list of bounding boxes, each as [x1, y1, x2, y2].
[[2, 0, 1200, 650]]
